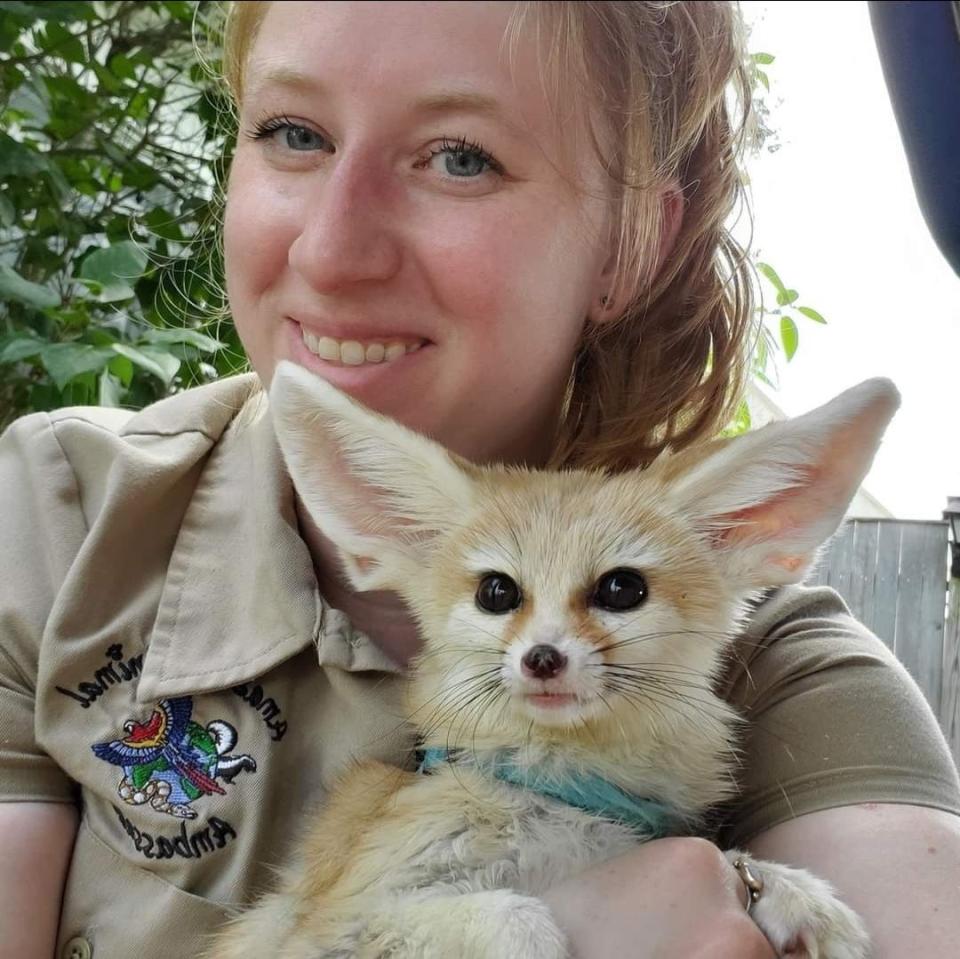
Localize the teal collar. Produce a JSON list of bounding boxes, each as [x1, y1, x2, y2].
[[418, 747, 684, 839]]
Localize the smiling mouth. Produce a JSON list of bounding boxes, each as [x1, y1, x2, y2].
[[300, 327, 427, 367]]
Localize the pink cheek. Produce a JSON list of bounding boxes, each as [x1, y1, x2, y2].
[[225, 159, 304, 289], [412, 217, 530, 324]]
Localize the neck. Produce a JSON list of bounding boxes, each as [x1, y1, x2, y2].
[[418, 746, 690, 839], [294, 496, 424, 668]]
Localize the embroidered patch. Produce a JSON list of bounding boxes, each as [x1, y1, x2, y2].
[[91, 697, 257, 820]]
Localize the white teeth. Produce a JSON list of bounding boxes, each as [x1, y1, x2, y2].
[[314, 336, 340, 361], [340, 340, 365, 366], [302, 328, 424, 366]]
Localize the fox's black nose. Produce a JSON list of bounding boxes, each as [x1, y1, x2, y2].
[[522, 644, 567, 679]]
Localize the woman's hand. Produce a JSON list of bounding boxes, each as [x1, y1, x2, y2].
[[541, 837, 776, 958]]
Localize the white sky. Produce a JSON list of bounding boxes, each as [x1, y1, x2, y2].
[[739, 1, 959, 520]]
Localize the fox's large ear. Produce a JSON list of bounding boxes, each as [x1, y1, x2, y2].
[[268, 361, 476, 591], [665, 379, 900, 589]]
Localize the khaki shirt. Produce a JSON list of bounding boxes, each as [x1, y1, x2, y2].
[[2, 374, 958, 959]]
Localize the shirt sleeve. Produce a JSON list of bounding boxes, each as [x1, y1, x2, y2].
[[715, 584, 960, 848], [0, 412, 87, 803]]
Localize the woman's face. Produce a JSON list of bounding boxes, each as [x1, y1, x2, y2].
[[225, 0, 615, 465]]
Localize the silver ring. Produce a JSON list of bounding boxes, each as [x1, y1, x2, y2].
[[732, 856, 764, 914]]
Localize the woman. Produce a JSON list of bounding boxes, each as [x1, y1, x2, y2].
[[2, 2, 959, 957]]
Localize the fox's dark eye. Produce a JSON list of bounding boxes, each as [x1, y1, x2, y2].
[[592, 569, 648, 611], [476, 573, 522, 614]]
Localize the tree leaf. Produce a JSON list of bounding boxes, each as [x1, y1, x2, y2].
[[141, 327, 224, 353], [797, 305, 827, 324], [111, 343, 180, 385], [756, 261, 786, 295], [40, 343, 112, 390], [0, 262, 60, 309], [776, 287, 799, 307], [98, 368, 123, 407], [0, 335, 44, 364], [0, 131, 48, 178], [752, 52, 775, 65], [78, 241, 149, 300], [780, 316, 799, 361], [107, 53, 136, 81], [108, 353, 134, 386]]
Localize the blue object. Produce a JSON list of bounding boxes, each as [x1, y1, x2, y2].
[[418, 747, 685, 838], [869, 1, 960, 276]]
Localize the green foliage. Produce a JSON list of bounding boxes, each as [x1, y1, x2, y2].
[[0, 0, 244, 428], [754, 260, 827, 368], [721, 48, 829, 436]]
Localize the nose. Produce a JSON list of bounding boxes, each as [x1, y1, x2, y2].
[[287, 152, 403, 292], [521, 644, 568, 680]]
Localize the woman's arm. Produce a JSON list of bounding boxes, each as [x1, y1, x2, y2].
[[0, 802, 78, 959], [541, 837, 775, 958], [747, 802, 960, 958]]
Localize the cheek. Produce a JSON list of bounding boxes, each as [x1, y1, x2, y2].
[[414, 198, 600, 354], [223, 153, 298, 323]]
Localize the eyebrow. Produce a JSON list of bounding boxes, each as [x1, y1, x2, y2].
[[245, 67, 519, 131]]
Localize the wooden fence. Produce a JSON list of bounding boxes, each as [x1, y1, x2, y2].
[[810, 518, 960, 765]]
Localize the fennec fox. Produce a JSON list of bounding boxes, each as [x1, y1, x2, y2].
[[211, 361, 899, 959]]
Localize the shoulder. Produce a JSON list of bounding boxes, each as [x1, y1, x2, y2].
[[4, 374, 263, 526], [719, 582, 908, 714], [44, 371, 262, 444], [741, 582, 857, 637]]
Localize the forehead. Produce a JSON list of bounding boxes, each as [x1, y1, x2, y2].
[[246, 1, 590, 174]]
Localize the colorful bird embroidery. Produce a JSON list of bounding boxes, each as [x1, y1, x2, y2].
[[92, 697, 256, 819]]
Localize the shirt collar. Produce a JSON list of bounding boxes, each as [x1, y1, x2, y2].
[[137, 387, 401, 703]]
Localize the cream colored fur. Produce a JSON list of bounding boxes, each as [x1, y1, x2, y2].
[[208, 361, 899, 959]]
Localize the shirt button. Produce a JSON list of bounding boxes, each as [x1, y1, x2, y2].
[[62, 937, 92, 959]]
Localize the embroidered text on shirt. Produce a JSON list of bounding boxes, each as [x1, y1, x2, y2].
[[113, 804, 238, 860], [231, 681, 288, 741], [55, 643, 143, 708]]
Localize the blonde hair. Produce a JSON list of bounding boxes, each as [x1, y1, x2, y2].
[[220, 1, 756, 473]]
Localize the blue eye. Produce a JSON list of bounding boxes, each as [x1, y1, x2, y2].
[[248, 116, 329, 153], [283, 125, 326, 151], [426, 137, 502, 179], [441, 149, 488, 177]]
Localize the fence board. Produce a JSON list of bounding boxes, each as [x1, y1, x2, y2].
[[895, 523, 947, 715], [814, 519, 954, 763], [815, 521, 854, 595], [850, 520, 879, 639], [871, 521, 903, 651]]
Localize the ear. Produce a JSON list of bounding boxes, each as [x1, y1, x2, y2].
[[665, 379, 901, 589], [591, 179, 685, 321], [268, 361, 476, 591]]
